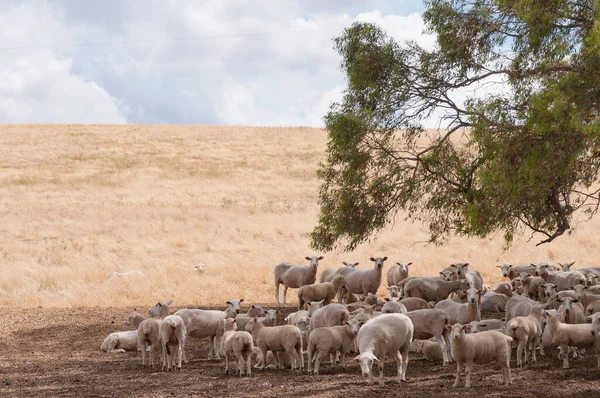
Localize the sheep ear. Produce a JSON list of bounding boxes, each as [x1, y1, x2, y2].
[[445, 324, 452, 331], [353, 355, 361, 362], [305, 256, 311, 261], [385, 298, 391, 302], [276, 310, 281, 314], [573, 298, 580, 303], [570, 261, 576, 266], [464, 263, 469, 268], [382, 256, 388, 261], [342, 262, 348, 265], [344, 321, 349, 326], [369, 257, 375, 262], [318, 256, 324, 260], [396, 262, 401, 265], [240, 298, 245, 303], [439, 272, 444, 276], [462, 325, 470, 331], [166, 300, 173, 306], [495, 265, 501, 268], [406, 262, 412, 266], [372, 355, 380, 362], [586, 316, 592, 322], [226, 301, 231, 305]]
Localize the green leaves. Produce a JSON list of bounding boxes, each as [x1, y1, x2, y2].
[[312, 1, 600, 252]]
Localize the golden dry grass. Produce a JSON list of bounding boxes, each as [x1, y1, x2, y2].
[[1, 124, 599, 308]]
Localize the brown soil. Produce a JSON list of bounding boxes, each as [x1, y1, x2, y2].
[[1, 306, 599, 398]]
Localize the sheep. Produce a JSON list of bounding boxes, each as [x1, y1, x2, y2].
[[388, 285, 401, 298], [506, 302, 547, 367], [297, 274, 346, 310], [148, 299, 173, 319], [309, 303, 350, 332], [493, 282, 513, 297], [285, 309, 309, 325], [544, 309, 600, 368], [291, 315, 311, 350], [559, 262, 576, 272], [556, 296, 585, 324], [307, 318, 363, 374], [101, 331, 139, 353], [381, 297, 408, 314], [221, 318, 254, 376], [586, 273, 599, 286], [345, 293, 378, 311], [582, 291, 600, 309], [496, 263, 536, 280], [320, 262, 358, 283], [194, 263, 208, 273], [480, 291, 510, 312], [577, 267, 600, 277], [446, 323, 512, 388], [307, 300, 324, 316], [344, 290, 360, 304], [236, 308, 279, 330], [123, 311, 146, 328], [518, 273, 545, 301], [534, 264, 586, 291], [107, 270, 144, 280], [435, 288, 481, 325], [246, 317, 303, 370], [354, 313, 413, 386], [404, 278, 470, 303], [439, 268, 458, 282], [399, 297, 431, 311], [504, 295, 537, 328], [175, 299, 244, 361], [449, 263, 483, 290], [159, 315, 187, 372], [137, 318, 162, 367], [540, 283, 558, 303], [335, 257, 387, 299], [468, 319, 505, 333], [274, 255, 324, 306], [586, 301, 600, 317], [246, 305, 266, 318], [410, 338, 445, 361], [406, 308, 452, 365], [387, 262, 412, 287]]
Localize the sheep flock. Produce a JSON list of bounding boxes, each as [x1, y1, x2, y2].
[[101, 257, 600, 390]]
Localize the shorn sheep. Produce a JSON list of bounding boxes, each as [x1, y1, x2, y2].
[[505, 302, 546, 367], [545, 309, 600, 368], [159, 315, 187, 372], [307, 318, 363, 374], [101, 331, 138, 353], [137, 318, 162, 368], [274, 256, 324, 306], [335, 256, 388, 298], [246, 317, 303, 370], [387, 262, 412, 287], [447, 323, 513, 388], [221, 318, 254, 377], [354, 313, 414, 387], [319, 262, 358, 283], [297, 274, 346, 310]]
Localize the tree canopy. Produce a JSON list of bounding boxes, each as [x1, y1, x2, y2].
[[311, 0, 600, 252]]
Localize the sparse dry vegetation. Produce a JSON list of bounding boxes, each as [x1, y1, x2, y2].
[[1, 124, 599, 308]]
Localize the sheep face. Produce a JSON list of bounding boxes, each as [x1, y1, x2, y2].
[[296, 316, 310, 331], [497, 264, 513, 278], [369, 256, 388, 270], [590, 313, 600, 337], [439, 270, 457, 282], [450, 263, 469, 277], [148, 299, 173, 317], [557, 297, 579, 318], [542, 283, 557, 299], [224, 318, 238, 332], [586, 274, 597, 286], [397, 262, 412, 274], [225, 298, 244, 315], [467, 288, 480, 304], [305, 255, 324, 269], [535, 264, 549, 277], [342, 262, 359, 268], [448, 323, 470, 340], [387, 286, 400, 298], [354, 352, 378, 377]]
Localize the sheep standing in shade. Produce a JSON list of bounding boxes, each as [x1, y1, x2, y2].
[[387, 262, 412, 287], [274, 256, 324, 306], [336, 257, 388, 298]]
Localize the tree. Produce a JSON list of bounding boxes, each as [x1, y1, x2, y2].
[[311, 0, 600, 252]]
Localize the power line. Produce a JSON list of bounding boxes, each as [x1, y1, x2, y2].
[[0, 28, 342, 51]]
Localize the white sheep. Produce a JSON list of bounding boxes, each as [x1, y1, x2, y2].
[[381, 297, 408, 314], [137, 318, 162, 368], [480, 291, 510, 312], [446, 323, 512, 388], [107, 270, 144, 280], [557, 296, 585, 324], [307, 318, 363, 374], [221, 318, 254, 376], [387, 262, 412, 287], [123, 311, 146, 328], [404, 278, 470, 303], [406, 308, 452, 365], [335, 256, 387, 297], [468, 319, 505, 333], [319, 262, 358, 283], [399, 297, 431, 311], [435, 287, 481, 325], [274, 255, 324, 306], [505, 302, 546, 367], [159, 315, 187, 372], [496, 263, 536, 280], [545, 309, 600, 368], [354, 313, 413, 386], [534, 264, 586, 291], [586, 301, 600, 317], [194, 263, 208, 273], [309, 303, 349, 333], [148, 299, 173, 319], [297, 274, 346, 310], [246, 317, 303, 370], [101, 330, 139, 353], [449, 263, 483, 290]]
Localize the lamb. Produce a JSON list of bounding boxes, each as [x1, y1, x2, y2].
[[505, 302, 547, 367], [480, 291, 510, 312], [435, 287, 481, 325], [123, 311, 146, 328], [381, 297, 408, 314], [101, 331, 139, 353], [309, 303, 350, 332], [468, 319, 505, 333], [320, 262, 358, 283], [449, 263, 483, 290], [274, 255, 324, 306], [137, 318, 162, 367], [307, 318, 363, 374], [399, 297, 431, 311], [406, 308, 452, 365], [446, 323, 512, 388], [404, 278, 470, 303], [556, 296, 585, 325], [175, 299, 244, 361], [159, 315, 187, 372], [297, 274, 346, 310], [107, 270, 144, 280], [388, 285, 401, 298], [335, 256, 388, 298], [221, 318, 254, 376], [544, 309, 600, 368], [534, 264, 586, 291], [387, 262, 412, 287], [411, 339, 445, 361], [354, 313, 414, 386], [148, 299, 173, 319], [246, 317, 303, 370]]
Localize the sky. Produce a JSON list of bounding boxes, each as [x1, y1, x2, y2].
[[0, 0, 439, 126]]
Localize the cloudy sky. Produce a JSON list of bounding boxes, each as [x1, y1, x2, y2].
[[0, 0, 437, 126]]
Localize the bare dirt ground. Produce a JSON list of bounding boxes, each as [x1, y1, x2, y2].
[[2, 306, 599, 398]]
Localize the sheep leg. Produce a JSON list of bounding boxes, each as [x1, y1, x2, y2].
[[297, 344, 304, 370], [435, 334, 449, 366], [257, 348, 268, 369], [453, 361, 464, 388], [214, 336, 222, 360], [395, 351, 402, 384], [465, 360, 473, 388], [501, 352, 512, 386], [531, 336, 538, 363], [283, 286, 289, 306], [315, 350, 326, 374], [307, 345, 313, 373], [339, 349, 346, 369], [224, 351, 229, 374], [275, 282, 280, 306], [285, 346, 299, 370], [141, 344, 146, 367], [177, 344, 183, 371], [208, 336, 214, 359], [516, 339, 525, 367], [161, 342, 168, 371], [400, 343, 409, 381], [444, 333, 453, 363], [378, 354, 385, 387], [561, 344, 570, 368]]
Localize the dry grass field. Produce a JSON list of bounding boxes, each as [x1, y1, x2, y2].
[[1, 124, 600, 309]]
